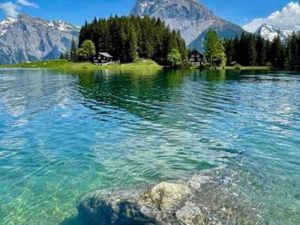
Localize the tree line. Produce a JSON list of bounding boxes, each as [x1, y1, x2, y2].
[[62, 15, 300, 70], [224, 32, 300, 69], [77, 15, 187, 65]]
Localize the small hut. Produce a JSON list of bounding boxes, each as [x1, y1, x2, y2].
[[188, 49, 204, 66], [93, 52, 113, 65]]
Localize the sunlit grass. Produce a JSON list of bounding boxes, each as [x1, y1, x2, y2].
[[0, 59, 162, 71]]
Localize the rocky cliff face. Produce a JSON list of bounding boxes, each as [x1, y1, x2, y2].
[[0, 14, 79, 64], [131, 0, 244, 51]]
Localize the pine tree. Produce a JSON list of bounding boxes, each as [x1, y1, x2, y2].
[[286, 32, 299, 69], [232, 36, 240, 64], [70, 38, 78, 62], [248, 36, 257, 66], [224, 39, 234, 66], [270, 36, 285, 68], [255, 36, 266, 66], [126, 23, 139, 62]]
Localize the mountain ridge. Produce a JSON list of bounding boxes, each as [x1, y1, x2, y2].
[[131, 0, 245, 51], [0, 14, 79, 64]]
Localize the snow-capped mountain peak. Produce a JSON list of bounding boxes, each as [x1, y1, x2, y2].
[[255, 23, 293, 42]]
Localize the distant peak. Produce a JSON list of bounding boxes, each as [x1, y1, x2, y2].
[[255, 23, 294, 42]]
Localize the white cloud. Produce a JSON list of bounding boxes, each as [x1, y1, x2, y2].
[[0, 2, 20, 18], [243, 1, 300, 32], [17, 0, 39, 8]]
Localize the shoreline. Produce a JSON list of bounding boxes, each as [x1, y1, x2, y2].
[[0, 59, 276, 72], [0, 59, 163, 71]]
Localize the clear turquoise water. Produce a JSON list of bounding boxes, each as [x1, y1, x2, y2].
[[0, 69, 299, 225]]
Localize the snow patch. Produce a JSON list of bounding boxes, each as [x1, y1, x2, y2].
[[0, 17, 16, 36]]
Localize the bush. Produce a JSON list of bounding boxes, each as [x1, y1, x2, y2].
[[78, 40, 96, 61], [167, 49, 182, 67]]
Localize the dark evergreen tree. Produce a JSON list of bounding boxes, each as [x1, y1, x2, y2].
[[70, 38, 78, 62], [126, 22, 139, 62], [255, 36, 266, 66], [270, 36, 285, 68], [224, 39, 234, 66], [248, 35, 257, 66], [286, 32, 299, 69]]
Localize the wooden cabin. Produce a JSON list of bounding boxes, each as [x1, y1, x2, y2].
[[188, 49, 204, 66], [93, 52, 113, 65]]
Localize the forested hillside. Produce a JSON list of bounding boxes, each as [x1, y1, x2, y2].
[[79, 16, 187, 64]]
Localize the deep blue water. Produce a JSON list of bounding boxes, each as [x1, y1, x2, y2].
[[0, 69, 299, 225]]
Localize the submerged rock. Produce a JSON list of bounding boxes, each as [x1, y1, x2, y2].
[[176, 202, 209, 225], [77, 169, 266, 225], [78, 190, 157, 225], [139, 182, 191, 211], [78, 182, 192, 225]]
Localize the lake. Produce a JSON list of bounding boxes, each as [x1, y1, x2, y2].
[[0, 69, 299, 225]]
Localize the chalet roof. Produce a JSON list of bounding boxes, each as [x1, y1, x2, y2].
[[189, 49, 203, 57], [99, 52, 113, 58]]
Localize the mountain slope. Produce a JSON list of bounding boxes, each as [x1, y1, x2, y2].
[[131, 0, 244, 51], [0, 14, 79, 64], [255, 23, 293, 42]]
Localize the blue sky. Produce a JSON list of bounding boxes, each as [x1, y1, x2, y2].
[[0, 0, 298, 28]]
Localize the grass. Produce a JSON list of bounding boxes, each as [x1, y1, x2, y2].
[[225, 66, 271, 71], [0, 60, 272, 73], [0, 59, 162, 71]]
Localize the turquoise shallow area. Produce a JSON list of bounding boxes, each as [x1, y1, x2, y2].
[[0, 69, 299, 225]]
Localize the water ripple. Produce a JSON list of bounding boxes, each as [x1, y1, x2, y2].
[[0, 69, 299, 225]]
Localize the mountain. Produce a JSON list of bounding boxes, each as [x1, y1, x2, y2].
[[255, 23, 294, 42], [131, 0, 244, 51], [0, 14, 79, 64]]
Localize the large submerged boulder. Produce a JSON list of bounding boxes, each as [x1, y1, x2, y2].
[[77, 169, 266, 225], [78, 182, 193, 225]]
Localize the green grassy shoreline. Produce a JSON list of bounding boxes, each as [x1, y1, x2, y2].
[[0, 59, 163, 71], [0, 59, 273, 72], [225, 66, 271, 71]]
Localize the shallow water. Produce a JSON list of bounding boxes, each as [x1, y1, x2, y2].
[[0, 69, 299, 225]]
